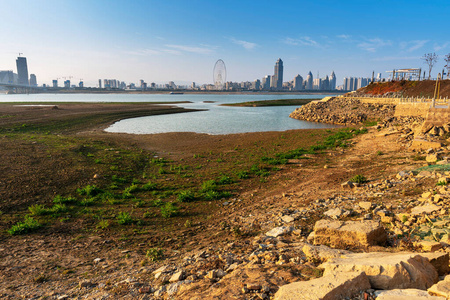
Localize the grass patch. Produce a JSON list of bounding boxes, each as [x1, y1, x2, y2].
[[8, 216, 42, 235]]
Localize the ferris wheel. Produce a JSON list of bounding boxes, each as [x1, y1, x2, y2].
[[213, 59, 226, 90]]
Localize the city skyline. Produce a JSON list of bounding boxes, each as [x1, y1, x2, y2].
[[1, 0, 449, 87]]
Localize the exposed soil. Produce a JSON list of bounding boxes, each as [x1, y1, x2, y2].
[[359, 79, 450, 98], [0, 102, 445, 299]]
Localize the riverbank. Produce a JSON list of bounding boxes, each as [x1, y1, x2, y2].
[[1, 102, 449, 299], [221, 98, 319, 107]]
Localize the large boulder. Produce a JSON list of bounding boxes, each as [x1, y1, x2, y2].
[[375, 289, 445, 299], [313, 219, 387, 248], [319, 252, 439, 290], [273, 271, 370, 300], [428, 274, 450, 298]]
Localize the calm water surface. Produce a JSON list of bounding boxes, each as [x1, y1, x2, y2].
[[0, 93, 338, 135]]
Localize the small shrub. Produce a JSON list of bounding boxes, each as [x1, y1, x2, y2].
[[203, 190, 221, 200], [201, 180, 217, 192], [351, 175, 368, 184], [51, 204, 68, 214], [122, 184, 140, 198], [112, 175, 128, 184], [146, 248, 164, 261], [77, 185, 102, 197], [376, 150, 384, 156], [8, 216, 42, 235], [80, 198, 96, 206], [28, 204, 49, 216], [216, 175, 234, 185], [141, 181, 158, 191], [177, 190, 196, 202], [96, 220, 110, 230], [117, 211, 134, 225], [53, 195, 77, 204], [184, 220, 192, 228], [236, 170, 249, 179], [160, 202, 178, 218]]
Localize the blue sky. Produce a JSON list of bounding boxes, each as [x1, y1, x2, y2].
[[1, 0, 449, 87]]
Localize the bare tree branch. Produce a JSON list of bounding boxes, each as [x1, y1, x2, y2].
[[421, 52, 438, 79]]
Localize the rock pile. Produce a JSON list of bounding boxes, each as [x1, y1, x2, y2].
[[289, 97, 395, 125]]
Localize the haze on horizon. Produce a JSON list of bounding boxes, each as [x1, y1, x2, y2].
[[1, 0, 449, 87]]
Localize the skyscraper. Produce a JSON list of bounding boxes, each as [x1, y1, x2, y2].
[[293, 74, 303, 91], [29, 74, 37, 86], [306, 71, 313, 90], [329, 71, 336, 90], [16, 56, 29, 86], [272, 58, 283, 90]]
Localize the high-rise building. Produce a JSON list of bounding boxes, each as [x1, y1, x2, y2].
[[306, 71, 313, 90], [272, 58, 283, 90], [16, 57, 29, 86], [98, 79, 102, 88], [293, 74, 303, 91], [79, 81, 84, 88], [29, 74, 37, 86], [252, 79, 261, 90], [52, 80, 58, 88], [0, 71, 16, 84], [329, 71, 336, 90], [262, 75, 271, 90], [64, 80, 70, 88]]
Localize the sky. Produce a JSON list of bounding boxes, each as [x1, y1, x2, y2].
[[1, 0, 449, 87]]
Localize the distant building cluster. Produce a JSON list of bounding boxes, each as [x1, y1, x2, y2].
[[204, 59, 338, 92], [0, 56, 37, 87], [0, 55, 394, 92]]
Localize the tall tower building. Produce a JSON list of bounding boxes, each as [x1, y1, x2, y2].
[[293, 74, 303, 91], [16, 56, 29, 86], [329, 71, 336, 90], [29, 74, 37, 86], [272, 58, 283, 90], [306, 71, 313, 90]]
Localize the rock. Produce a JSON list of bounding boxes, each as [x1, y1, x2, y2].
[[324, 208, 345, 219], [154, 286, 166, 297], [79, 280, 95, 288], [273, 271, 370, 300], [428, 274, 450, 298], [359, 201, 373, 211], [375, 289, 445, 299], [411, 204, 442, 216], [169, 270, 185, 282], [420, 252, 450, 276], [319, 252, 439, 290], [341, 181, 356, 190], [416, 241, 442, 252], [313, 219, 387, 248], [302, 244, 352, 261], [167, 281, 185, 296], [426, 154, 440, 163], [281, 215, 295, 223], [265, 226, 294, 237], [410, 139, 442, 151]]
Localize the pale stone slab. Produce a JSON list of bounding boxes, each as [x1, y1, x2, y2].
[[375, 289, 445, 299], [313, 219, 387, 248], [428, 274, 450, 298], [265, 226, 294, 237], [302, 244, 352, 261], [273, 271, 370, 300], [411, 204, 442, 216], [319, 252, 439, 290], [410, 139, 442, 151]]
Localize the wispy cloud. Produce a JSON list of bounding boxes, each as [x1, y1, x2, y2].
[[434, 42, 450, 51], [125, 49, 162, 56], [337, 34, 351, 40], [399, 40, 428, 52], [357, 38, 391, 52], [282, 36, 319, 47], [229, 38, 258, 50], [165, 44, 215, 55], [371, 56, 420, 62]]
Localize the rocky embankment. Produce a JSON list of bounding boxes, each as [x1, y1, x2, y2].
[[289, 97, 396, 125]]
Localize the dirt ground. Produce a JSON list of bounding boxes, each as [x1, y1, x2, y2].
[[0, 103, 433, 298]]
